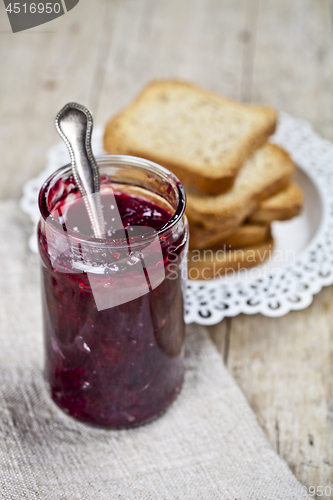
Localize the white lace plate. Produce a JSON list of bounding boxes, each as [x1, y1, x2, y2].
[[20, 113, 333, 325]]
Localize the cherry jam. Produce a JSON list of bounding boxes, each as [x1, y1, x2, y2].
[[38, 159, 188, 427]]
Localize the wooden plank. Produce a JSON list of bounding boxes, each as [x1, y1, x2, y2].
[[0, 0, 249, 198], [223, 286, 333, 495], [1, 0, 333, 493], [240, 0, 259, 102], [251, 0, 333, 140], [210, 1, 333, 494], [96, 0, 247, 125], [0, 0, 120, 200], [207, 318, 231, 365]]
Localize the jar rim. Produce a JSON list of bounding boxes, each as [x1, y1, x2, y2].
[[38, 154, 187, 248]]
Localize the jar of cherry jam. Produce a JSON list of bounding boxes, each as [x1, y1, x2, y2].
[[38, 155, 188, 428]]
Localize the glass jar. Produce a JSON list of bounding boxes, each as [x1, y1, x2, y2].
[[38, 155, 188, 428]]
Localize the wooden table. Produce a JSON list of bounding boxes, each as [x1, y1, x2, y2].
[[1, 0, 333, 496]]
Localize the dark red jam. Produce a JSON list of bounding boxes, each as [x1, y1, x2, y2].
[[38, 174, 187, 427]]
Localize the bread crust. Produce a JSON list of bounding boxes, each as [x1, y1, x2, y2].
[[103, 80, 277, 195], [188, 237, 274, 280], [186, 144, 295, 234], [248, 183, 304, 223], [189, 181, 303, 248], [189, 221, 270, 249]]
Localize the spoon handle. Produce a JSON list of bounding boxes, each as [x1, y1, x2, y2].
[[55, 102, 105, 239]]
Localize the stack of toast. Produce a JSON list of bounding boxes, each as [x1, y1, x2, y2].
[[104, 81, 304, 279]]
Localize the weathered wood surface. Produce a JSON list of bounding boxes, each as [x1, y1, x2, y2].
[[210, 286, 333, 496], [1, 0, 333, 496]]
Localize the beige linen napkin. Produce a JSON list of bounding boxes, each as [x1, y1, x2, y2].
[[0, 200, 308, 499]]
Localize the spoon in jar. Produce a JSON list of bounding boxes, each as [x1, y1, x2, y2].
[[55, 102, 105, 239]]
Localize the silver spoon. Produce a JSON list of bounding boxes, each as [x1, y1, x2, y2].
[[55, 102, 105, 239]]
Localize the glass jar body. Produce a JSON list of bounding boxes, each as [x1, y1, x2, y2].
[[38, 156, 188, 428]]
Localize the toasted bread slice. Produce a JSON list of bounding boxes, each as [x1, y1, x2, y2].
[[189, 219, 271, 249], [186, 143, 294, 234], [104, 80, 277, 194], [188, 237, 274, 280], [189, 182, 303, 248], [248, 182, 304, 224]]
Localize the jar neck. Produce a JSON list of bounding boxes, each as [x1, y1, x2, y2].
[[39, 155, 187, 252]]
